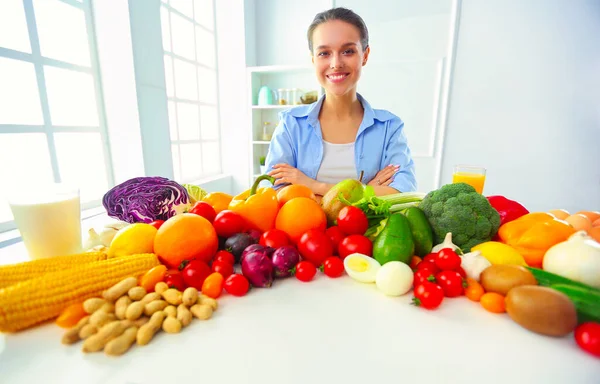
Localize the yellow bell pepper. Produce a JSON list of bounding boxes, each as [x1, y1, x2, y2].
[[497, 212, 576, 268], [228, 175, 279, 233]]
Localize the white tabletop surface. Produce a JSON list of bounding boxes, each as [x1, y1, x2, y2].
[[1, 240, 599, 384]]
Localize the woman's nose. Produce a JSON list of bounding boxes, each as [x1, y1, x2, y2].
[[330, 54, 343, 69]]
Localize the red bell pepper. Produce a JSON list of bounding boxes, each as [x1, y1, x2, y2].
[[487, 195, 529, 227]]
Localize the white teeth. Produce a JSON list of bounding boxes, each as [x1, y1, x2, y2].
[[328, 74, 346, 81]]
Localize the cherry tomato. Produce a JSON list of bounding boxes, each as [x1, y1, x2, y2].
[[338, 234, 372, 259], [294, 261, 317, 282], [212, 260, 234, 278], [435, 270, 465, 297], [455, 266, 467, 278], [223, 274, 250, 297], [202, 272, 224, 298], [337, 206, 369, 235], [325, 226, 345, 254], [149, 220, 165, 230], [575, 322, 600, 358], [139, 264, 168, 292], [55, 302, 87, 329], [213, 210, 246, 238], [189, 201, 217, 222], [214, 250, 235, 265], [412, 281, 444, 310], [415, 260, 440, 275], [180, 259, 212, 290], [321, 256, 344, 278], [464, 278, 485, 302], [164, 269, 186, 291], [435, 248, 462, 271], [423, 252, 438, 264], [409, 256, 422, 269], [260, 229, 290, 249], [413, 269, 436, 288], [298, 229, 333, 267]]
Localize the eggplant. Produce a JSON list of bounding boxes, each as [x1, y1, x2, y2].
[[224, 233, 257, 263]]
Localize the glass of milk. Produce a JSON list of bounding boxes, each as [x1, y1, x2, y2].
[[8, 183, 82, 259]]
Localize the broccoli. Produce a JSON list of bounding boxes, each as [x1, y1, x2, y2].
[[419, 183, 501, 252]]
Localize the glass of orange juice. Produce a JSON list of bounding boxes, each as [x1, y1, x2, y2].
[[452, 165, 486, 194]]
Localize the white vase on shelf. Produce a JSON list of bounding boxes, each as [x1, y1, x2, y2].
[[259, 165, 267, 175]]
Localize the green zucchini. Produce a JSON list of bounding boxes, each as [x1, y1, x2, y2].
[[526, 267, 600, 293], [549, 284, 600, 324], [404, 207, 433, 257]]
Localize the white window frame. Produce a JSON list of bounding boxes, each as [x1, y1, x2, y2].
[[160, 0, 223, 183], [0, 0, 113, 233]]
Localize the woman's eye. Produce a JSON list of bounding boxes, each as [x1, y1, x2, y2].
[[318, 52, 329, 57], [343, 49, 355, 55]]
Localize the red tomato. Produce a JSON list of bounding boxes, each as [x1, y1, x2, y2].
[[423, 252, 438, 264], [298, 229, 333, 267], [294, 261, 317, 282], [412, 282, 444, 310], [325, 226, 345, 254], [338, 234, 373, 259], [164, 269, 185, 291], [259, 229, 290, 249], [214, 250, 235, 265], [223, 274, 250, 297], [435, 248, 461, 271], [435, 270, 465, 297], [413, 269, 436, 288], [322, 257, 344, 278], [180, 259, 212, 290], [202, 272, 224, 298], [337, 206, 369, 235], [149, 220, 165, 230], [456, 266, 467, 278], [213, 210, 246, 238], [415, 260, 439, 274], [575, 322, 600, 358], [212, 260, 234, 278], [189, 201, 217, 222]]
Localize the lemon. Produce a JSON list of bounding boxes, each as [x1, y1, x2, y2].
[[471, 241, 527, 266], [108, 223, 157, 258]]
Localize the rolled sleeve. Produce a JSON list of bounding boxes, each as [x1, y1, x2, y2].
[[386, 119, 417, 192]]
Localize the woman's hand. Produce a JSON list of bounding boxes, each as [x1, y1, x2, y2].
[[367, 165, 400, 187], [268, 163, 317, 189]]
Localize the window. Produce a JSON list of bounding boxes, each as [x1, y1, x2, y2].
[[160, 0, 221, 182], [0, 0, 111, 232]]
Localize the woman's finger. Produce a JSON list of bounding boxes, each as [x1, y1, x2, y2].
[[383, 179, 392, 186]]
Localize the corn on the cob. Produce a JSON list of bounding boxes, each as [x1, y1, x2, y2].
[[0, 251, 108, 289], [0, 253, 159, 333]]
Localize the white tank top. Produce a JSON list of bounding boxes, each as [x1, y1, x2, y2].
[[316, 140, 357, 184]]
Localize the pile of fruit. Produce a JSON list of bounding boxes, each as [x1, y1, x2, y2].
[[0, 175, 598, 360]]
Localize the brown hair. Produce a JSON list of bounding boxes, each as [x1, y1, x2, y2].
[[307, 7, 369, 53]]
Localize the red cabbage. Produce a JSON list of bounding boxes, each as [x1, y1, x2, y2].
[[102, 176, 191, 223]]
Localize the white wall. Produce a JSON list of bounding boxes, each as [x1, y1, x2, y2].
[[443, 0, 600, 213]]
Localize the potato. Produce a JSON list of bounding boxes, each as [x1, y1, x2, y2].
[[480, 265, 537, 296], [505, 285, 577, 337]]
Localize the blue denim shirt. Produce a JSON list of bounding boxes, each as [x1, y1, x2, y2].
[[264, 93, 417, 193]]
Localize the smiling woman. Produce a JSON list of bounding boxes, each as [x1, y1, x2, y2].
[[265, 7, 417, 198]]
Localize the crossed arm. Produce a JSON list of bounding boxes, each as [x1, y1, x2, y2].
[[267, 163, 402, 197]]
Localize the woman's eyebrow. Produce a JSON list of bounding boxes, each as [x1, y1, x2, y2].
[[315, 42, 358, 50]]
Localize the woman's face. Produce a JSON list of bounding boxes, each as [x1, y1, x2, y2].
[[311, 20, 370, 98]]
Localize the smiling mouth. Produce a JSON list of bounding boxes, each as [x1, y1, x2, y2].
[[326, 73, 349, 82]]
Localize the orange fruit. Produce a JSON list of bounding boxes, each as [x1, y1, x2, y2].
[[594, 218, 600, 227], [275, 197, 327, 243], [276, 185, 316, 208], [588, 227, 600, 243], [576, 211, 600, 223], [154, 213, 218, 269], [565, 214, 593, 232], [202, 192, 233, 214], [548, 209, 570, 220]]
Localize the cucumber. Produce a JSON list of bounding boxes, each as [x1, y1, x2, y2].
[[372, 213, 414, 266], [526, 267, 600, 293], [549, 284, 600, 324], [404, 207, 433, 257]]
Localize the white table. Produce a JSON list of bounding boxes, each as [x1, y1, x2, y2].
[[1, 242, 599, 384]]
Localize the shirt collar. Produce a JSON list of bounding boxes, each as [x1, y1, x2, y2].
[[290, 92, 379, 132]]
